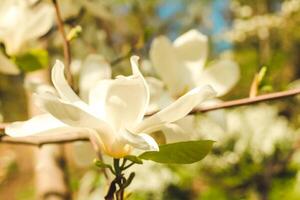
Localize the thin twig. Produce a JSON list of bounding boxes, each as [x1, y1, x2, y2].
[[195, 87, 300, 113], [1, 88, 300, 145], [0, 132, 89, 146], [52, 0, 73, 85]]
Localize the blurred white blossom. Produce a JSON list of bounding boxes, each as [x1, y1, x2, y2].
[[150, 29, 239, 98], [199, 104, 297, 164], [0, 0, 54, 55], [226, 0, 300, 42], [148, 30, 239, 142], [127, 161, 177, 193]]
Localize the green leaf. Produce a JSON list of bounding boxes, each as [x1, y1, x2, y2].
[[12, 49, 49, 72], [124, 155, 143, 164], [139, 140, 214, 164]]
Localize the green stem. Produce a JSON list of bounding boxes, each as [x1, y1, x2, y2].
[[122, 162, 135, 171], [114, 159, 121, 175], [104, 158, 136, 200], [121, 158, 128, 169]]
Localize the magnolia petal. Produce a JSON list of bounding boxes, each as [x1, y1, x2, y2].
[[130, 56, 150, 120], [0, 1, 25, 54], [0, 52, 19, 75], [24, 3, 54, 43], [79, 54, 111, 101], [51, 60, 81, 103], [34, 92, 114, 145], [150, 36, 192, 97], [88, 79, 110, 119], [122, 130, 159, 152], [135, 85, 216, 133], [0, 1, 54, 55], [198, 59, 240, 96], [5, 114, 77, 137], [91, 56, 149, 132], [174, 29, 208, 73]]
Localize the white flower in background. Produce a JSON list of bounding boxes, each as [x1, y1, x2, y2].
[[5, 56, 216, 158], [127, 161, 176, 193], [0, 0, 54, 55], [148, 30, 239, 141], [78, 55, 112, 101], [198, 104, 296, 164], [150, 29, 240, 98]]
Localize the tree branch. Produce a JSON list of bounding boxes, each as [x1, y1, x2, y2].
[[1, 87, 300, 145], [52, 0, 72, 86], [195, 87, 300, 113], [0, 132, 89, 146]]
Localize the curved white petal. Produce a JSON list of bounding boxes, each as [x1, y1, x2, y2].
[[90, 56, 149, 132], [5, 114, 77, 137], [34, 92, 114, 145], [174, 29, 208, 73], [88, 79, 110, 119], [197, 59, 240, 96], [130, 56, 150, 119], [122, 130, 159, 152], [51, 60, 81, 103], [150, 36, 192, 97], [79, 54, 111, 101], [0, 52, 19, 75], [135, 85, 216, 133], [23, 3, 54, 42]]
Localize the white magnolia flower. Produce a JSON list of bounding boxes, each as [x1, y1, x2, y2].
[[5, 56, 216, 158], [0, 0, 54, 55], [148, 30, 239, 141], [150, 29, 240, 98]]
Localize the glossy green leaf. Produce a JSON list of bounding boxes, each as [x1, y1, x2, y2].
[[13, 49, 49, 72], [139, 140, 214, 164]]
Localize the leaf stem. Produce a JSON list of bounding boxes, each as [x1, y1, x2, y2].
[[122, 162, 135, 171]]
